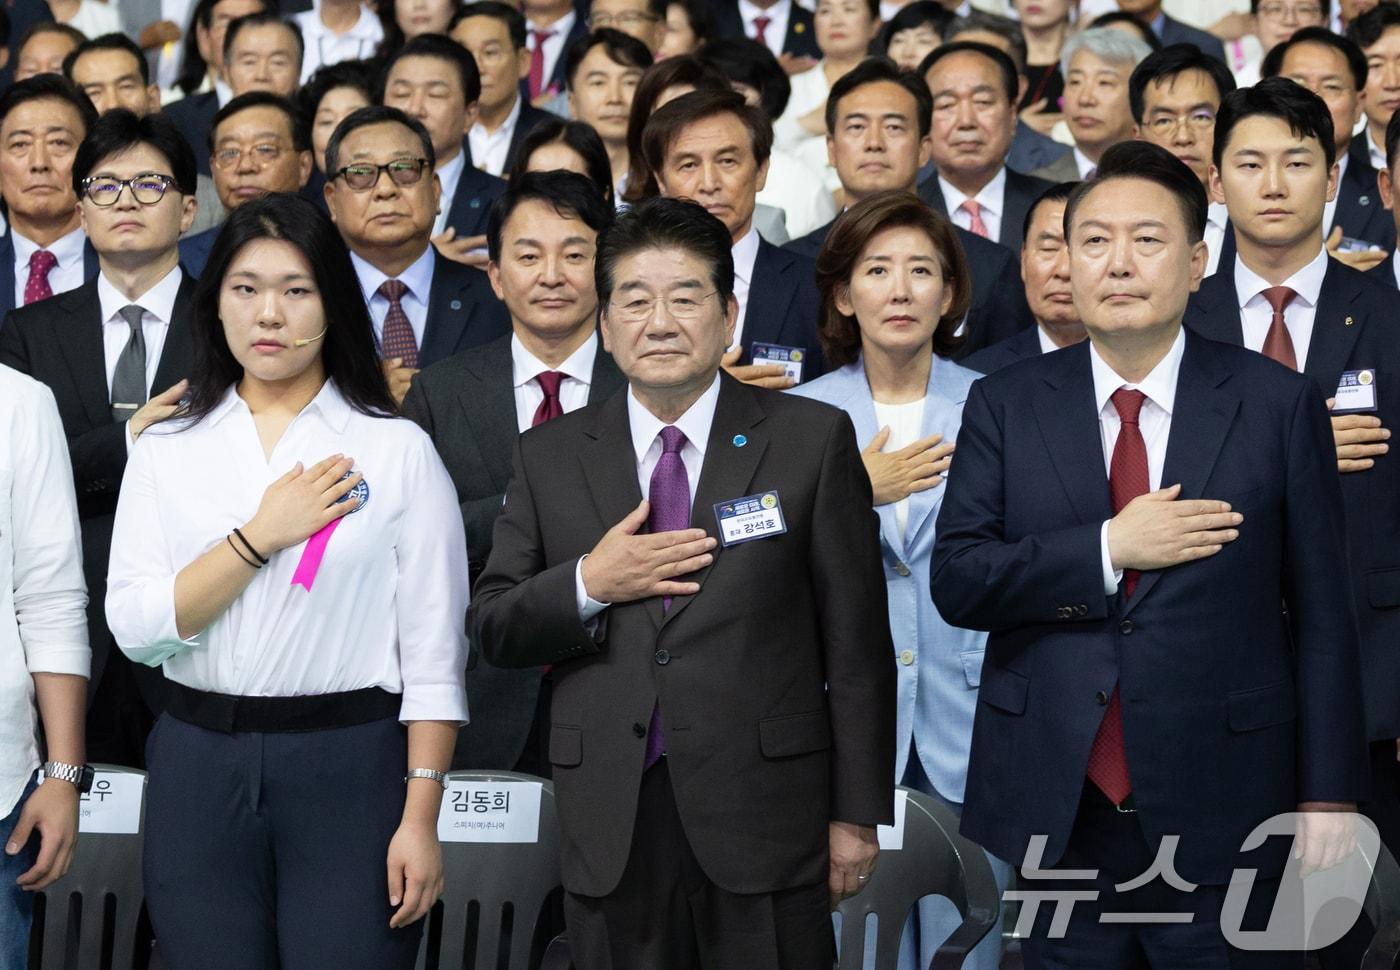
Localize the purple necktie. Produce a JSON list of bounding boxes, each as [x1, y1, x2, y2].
[[644, 426, 689, 769]]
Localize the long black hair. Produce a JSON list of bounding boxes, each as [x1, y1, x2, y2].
[[179, 193, 396, 425]]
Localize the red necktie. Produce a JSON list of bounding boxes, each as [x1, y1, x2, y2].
[[377, 279, 418, 368], [528, 28, 555, 100], [1261, 286, 1298, 371], [24, 249, 57, 305], [959, 200, 991, 239], [1087, 388, 1148, 806], [532, 371, 565, 426], [753, 15, 771, 44]]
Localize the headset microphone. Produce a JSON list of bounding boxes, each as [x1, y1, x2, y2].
[[293, 327, 328, 347]]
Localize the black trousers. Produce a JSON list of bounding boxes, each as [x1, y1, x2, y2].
[[1021, 785, 1301, 970], [143, 713, 422, 970], [563, 761, 834, 970]]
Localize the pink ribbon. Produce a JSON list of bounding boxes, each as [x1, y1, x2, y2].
[[290, 518, 345, 591]]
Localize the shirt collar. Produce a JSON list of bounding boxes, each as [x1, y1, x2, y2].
[[738, 0, 789, 24], [732, 227, 761, 286], [97, 264, 183, 325], [1207, 201, 1229, 230], [1233, 244, 1329, 311], [208, 377, 354, 432], [526, 8, 575, 36], [1368, 127, 1386, 170], [474, 95, 522, 139], [304, 0, 380, 38], [350, 244, 436, 304], [13, 225, 86, 270], [627, 373, 722, 467], [1088, 325, 1186, 419], [937, 166, 1006, 217], [1073, 146, 1098, 179], [435, 148, 467, 197], [511, 330, 598, 388]]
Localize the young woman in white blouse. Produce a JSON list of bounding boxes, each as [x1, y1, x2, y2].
[[106, 193, 469, 969]]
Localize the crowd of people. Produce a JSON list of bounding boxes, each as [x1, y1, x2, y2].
[[3, 0, 1400, 968]]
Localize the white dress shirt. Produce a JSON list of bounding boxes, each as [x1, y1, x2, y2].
[[526, 9, 577, 95], [511, 331, 598, 432], [1367, 127, 1386, 172], [351, 245, 435, 352], [872, 396, 926, 538], [469, 97, 522, 178], [575, 374, 721, 618], [0, 367, 88, 817], [98, 265, 181, 399], [1324, 149, 1349, 239], [12, 227, 87, 308], [738, 0, 792, 59], [106, 380, 469, 722], [295, 1, 384, 82], [1073, 146, 1098, 180], [731, 227, 762, 349], [433, 149, 468, 237], [1204, 201, 1229, 278], [1234, 244, 1328, 370], [1037, 326, 1061, 355], [1092, 327, 1186, 594], [941, 167, 1007, 243]]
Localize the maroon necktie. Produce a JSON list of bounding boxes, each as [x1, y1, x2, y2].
[[532, 371, 564, 426], [644, 427, 689, 770], [24, 249, 56, 305], [1087, 388, 1148, 805], [527, 28, 555, 100], [1261, 286, 1298, 371], [377, 279, 418, 368], [753, 15, 771, 43]]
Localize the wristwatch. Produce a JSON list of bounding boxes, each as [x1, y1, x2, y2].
[[44, 761, 95, 794], [405, 768, 447, 789]]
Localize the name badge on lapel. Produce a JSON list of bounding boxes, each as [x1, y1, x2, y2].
[[714, 491, 787, 546], [1333, 369, 1379, 414], [750, 343, 805, 384]]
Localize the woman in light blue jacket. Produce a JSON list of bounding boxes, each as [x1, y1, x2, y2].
[[791, 191, 1012, 970]]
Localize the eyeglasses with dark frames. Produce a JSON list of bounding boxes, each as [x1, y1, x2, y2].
[[81, 174, 177, 206], [333, 158, 431, 191]]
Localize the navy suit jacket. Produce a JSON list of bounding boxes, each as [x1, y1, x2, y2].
[[1008, 120, 1072, 176], [713, 0, 820, 59], [1186, 261, 1400, 740], [1158, 16, 1227, 62], [933, 332, 1368, 884], [178, 225, 218, 278], [444, 156, 508, 241], [417, 254, 511, 369], [918, 167, 1055, 251], [518, 10, 590, 102], [1333, 139, 1397, 252], [787, 219, 1033, 361], [162, 91, 218, 176], [1366, 251, 1398, 287], [0, 230, 100, 321], [504, 101, 563, 175], [742, 238, 827, 378], [960, 323, 1045, 375]]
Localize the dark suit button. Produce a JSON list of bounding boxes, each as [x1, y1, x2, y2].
[[1119, 620, 1134, 635], [1077, 605, 1088, 616], [1096, 690, 1109, 705], [632, 722, 646, 738], [654, 649, 670, 665]]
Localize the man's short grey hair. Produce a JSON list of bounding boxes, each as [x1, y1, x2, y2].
[[1060, 27, 1152, 78]]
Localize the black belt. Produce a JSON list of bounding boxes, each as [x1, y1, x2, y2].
[[167, 683, 401, 733]]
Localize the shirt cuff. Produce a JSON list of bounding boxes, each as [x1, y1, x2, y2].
[[398, 681, 469, 725], [575, 556, 609, 622], [1099, 520, 1123, 596]]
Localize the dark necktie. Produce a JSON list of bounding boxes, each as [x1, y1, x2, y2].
[[532, 371, 564, 426], [1261, 285, 1298, 371], [110, 304, 148, 423], [377, 279, 418, 368], [644, 426, 689, 770], [753, 15, 771, 43], [1087, 388, 1148, 806], [528, 28, 555, 100], [24, 249, 56, 305]]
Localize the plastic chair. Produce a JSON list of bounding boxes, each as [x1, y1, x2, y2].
[[29, 765, 148, 970], [416, 771, 564, 970], [1363, 840, 1400, 969], [836, 786, 1002, 970]]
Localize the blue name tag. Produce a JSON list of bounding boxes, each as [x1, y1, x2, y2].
[[713, 491, 787, 546], [750, 343, 805, 383]]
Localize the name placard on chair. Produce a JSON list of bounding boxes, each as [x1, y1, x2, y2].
[[437, 779, 543, 844], [877, 789, 908, 852], [37, 769, 145, 834]]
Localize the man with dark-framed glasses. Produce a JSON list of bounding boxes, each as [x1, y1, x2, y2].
[[0, 109, 200, 768], [324, 105, 508, 404]]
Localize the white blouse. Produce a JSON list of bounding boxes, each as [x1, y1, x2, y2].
[[106, 380, 470, 724]]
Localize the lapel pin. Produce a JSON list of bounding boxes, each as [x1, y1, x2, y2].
[[1346, 315, 1354, 326], [1360, 195, 1372, 206], [733, 434, 748, 447], [450, 299, 462, 311], [794, 21, 805, 31]]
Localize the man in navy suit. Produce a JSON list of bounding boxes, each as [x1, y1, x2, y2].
[[713, 0, 820, 69], [645, 87, 827, 385], [1373, 108, 1400, 287], [326, 106, 509, 404], [1190, 78, 1400, 868], [1264, 27, 1396, 264], [522, 0, 588, 104], [787, 59, 1035, 360], [963, 181, 1085, 374], [935, 140, 1368, 967], [1115, 0, 1228, 61]]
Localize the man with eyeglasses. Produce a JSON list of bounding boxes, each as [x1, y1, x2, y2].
[[1131, 44, 1238, 276], [587, 0, 666, 54], [1237, 0, 1328, 86], [177, 92, 313, 277], [325, 105, 509, 404], [0, 109, 199, 769]]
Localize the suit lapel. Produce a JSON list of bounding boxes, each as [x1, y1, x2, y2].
[[588, 343, 628, 402], [903, 357, 969, 546], [152, 275, 196, 392], [420, 261, 477, 363], [1031, 342, 1113, 526], [1002, 172, 1035, 250], [0, 232, 15, 316], [827, 364, 902, 559], [579, 391, 652, 607], [460, 336, 518, 486], [1184, 273, 1244, 345], [918, 175, 949, 216], [1302, 261, 1364, 390], [55, 281, 114, 429], [742, 240, 800, 351]]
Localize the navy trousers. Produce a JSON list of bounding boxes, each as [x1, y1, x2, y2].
[[144, 713, 421, 970]]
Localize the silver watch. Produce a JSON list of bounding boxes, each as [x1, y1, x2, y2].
[[405, 768, 447, 789], [44, 761, 94, 793]]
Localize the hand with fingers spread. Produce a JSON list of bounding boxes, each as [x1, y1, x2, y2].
[[1106, 483, 1243, 572], [386, 819, 443, 928], [1328, 397, 1390, 473], [828, 821, 879, 909], [861, 427, 954, 506], [580, 500, 717, 604], [129, 379, 189, 440], [721, 346, 796, 390], [240, 454, 366, 556], [6, 782, 78, 892]]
